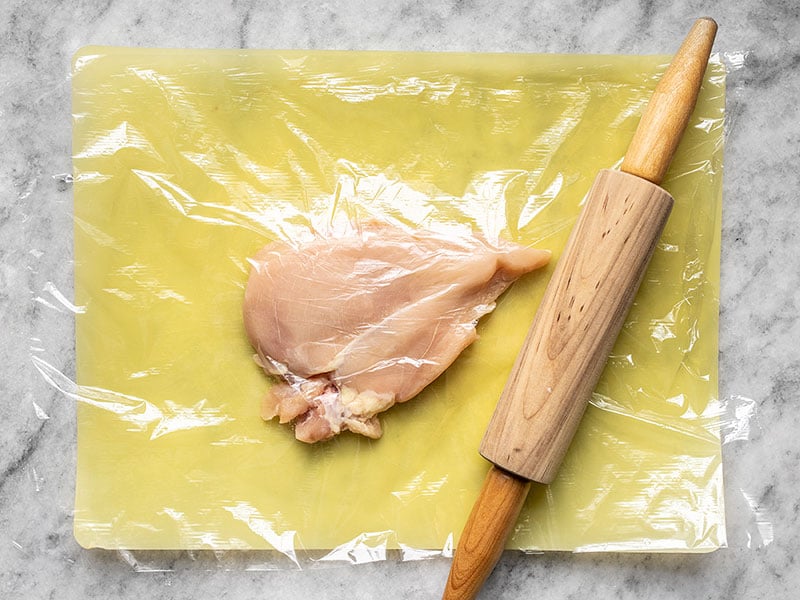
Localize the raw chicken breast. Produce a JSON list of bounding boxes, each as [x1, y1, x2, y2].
[[243, 223, 550, 443]]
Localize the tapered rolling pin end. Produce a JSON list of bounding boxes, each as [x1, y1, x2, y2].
[[442, 467, 530, 600], [619, 16, 718, 184]]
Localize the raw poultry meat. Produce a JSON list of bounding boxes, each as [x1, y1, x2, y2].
[[243, 223, 550, 443]]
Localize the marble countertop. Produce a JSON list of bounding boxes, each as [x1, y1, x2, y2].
[[2, 1, 798, 598]]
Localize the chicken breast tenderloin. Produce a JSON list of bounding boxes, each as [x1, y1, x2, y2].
[[243, 224, 550, 443]]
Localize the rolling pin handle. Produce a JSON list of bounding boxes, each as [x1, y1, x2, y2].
[[621, 17, 718, 184], [442, 466, 531, 600]]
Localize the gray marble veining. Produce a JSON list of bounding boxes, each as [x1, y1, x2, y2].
[[2, 1, 799, 598]]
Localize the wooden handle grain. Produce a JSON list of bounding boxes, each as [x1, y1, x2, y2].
[[442, 466, 531, 600], [480, 170, 673, 482], [621, 17, 717, 184]]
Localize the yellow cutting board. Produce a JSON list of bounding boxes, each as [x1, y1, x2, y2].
[[72, 47, 725, 553]]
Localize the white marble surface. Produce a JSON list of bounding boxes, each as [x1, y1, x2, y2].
[[2, 1, 799, 598]]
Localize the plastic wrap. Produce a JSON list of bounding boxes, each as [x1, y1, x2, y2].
[[60, 47, 726, 561]]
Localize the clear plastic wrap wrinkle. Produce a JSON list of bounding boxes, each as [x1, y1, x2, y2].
[[61, 46, 728, 565]]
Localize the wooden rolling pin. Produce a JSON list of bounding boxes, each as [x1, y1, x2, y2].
[[443, 17, 718, 600]]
